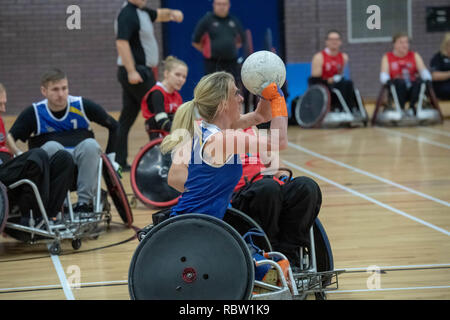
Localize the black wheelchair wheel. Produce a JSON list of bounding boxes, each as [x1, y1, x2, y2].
[[129, 214, 255, 300], [101, 154, 133, 227], [223, 207, 272, 252], [131, 139, 180, 208], [295, 85, 330, 128], [313, 218, 334, 286], [0, 181, 9, 234]]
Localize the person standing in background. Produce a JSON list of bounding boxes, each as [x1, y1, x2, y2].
[[191, 0, 245, 82], [115, 0, 183, 170], [430, 32, 450, 100]]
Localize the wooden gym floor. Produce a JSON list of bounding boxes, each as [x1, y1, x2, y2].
[[0, 102, 449, 300]]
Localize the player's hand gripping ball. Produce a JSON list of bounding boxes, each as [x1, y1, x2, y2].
[[241, 50, 286, 96]]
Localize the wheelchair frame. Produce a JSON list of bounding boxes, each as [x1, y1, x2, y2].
[[129, 209, 344, 300], [295, 84, 369, 129], [371, 81, 443, 127], [2, 155, 115, 255], [131, 129, 180, 209]]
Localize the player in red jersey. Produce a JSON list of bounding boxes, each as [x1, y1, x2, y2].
[[380, 32, 432, 114], [310, 30, 358, 112], [141, 56, 187, 140]]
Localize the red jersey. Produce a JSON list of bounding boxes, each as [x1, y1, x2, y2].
[[141, 82, 183, 120], [386, 51, 417, 82], [0, 116, 11, 154], [234, 127, 283, 192], [321, 50, 344, 80]]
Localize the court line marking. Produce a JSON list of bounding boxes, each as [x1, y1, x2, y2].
[[283, 160, 450, 236], [0, 280, 128, 293], [287, 142, 450, 208], [376, 127, 450, 150], [420, 127, 450, 138], [327, 285, 450, 294], [48, 247, 75, 300], [342, 263, 450, 272], [2, 263, 450, 293]]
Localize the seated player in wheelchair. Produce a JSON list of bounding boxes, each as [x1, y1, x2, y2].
[[374, 32, 443, 126], [141, 56, 188, 140], [0, 83, 74, 236], [379, 32, 433, 115], [162, 71, 278, 220], [230, 124, 322, 269], [161, 71, 315, 267], [6, 68, 119, 214], [309, 30, 364, 120]]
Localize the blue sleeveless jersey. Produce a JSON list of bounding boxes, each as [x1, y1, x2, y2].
[[171, 121, 242, 220], [33, 96, 91, 135]]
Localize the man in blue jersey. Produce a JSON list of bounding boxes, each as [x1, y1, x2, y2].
[[7, 69, 119, 213]]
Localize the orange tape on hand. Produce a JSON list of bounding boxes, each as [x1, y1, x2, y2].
[[261, 83, 287, 118]]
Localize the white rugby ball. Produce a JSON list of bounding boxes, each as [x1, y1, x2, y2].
[[241, 50, 286, 96]]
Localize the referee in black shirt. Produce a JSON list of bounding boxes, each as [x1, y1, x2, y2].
[[115, 0, 183, 170], [192, 0, 246, 81]]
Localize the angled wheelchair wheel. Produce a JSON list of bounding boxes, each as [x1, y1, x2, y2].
[[223, 207, 272, 252], [128, 214, 254, 300], [101, 153, 133, 227], [0, 181, 9, 234], [294, 85, 330, 128], [313, 218, 334, 286], [130, 138, 180, 208]]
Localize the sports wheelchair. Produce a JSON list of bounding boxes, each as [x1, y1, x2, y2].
[[130, 128, 180, 209], [0, 151, 133, 255], [372, 81, 443, 127], [128, 207, 344, 300], [294, 83, 369, 129]]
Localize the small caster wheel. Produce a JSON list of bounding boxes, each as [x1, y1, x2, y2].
[[49, 242, 61, 255], [72, 239, 82, 250]]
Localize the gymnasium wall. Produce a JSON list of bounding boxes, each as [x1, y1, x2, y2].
[[284, 0, 449, 100], [0, 0, 448, 115], [0, 0, 162, 115]]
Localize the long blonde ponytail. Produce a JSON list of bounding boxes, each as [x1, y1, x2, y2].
[[160, 71, 235, 154]]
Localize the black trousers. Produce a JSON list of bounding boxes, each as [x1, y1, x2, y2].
[[308, 77, 358, 112], [0, 149, 75, 218], [392, 78, 422, 110], [432, 80, 450, 100], [116, 65, 156, 166], [231, 176, 322, 256]]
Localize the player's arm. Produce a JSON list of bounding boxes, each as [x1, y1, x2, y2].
[[149, 91, 172, 132], [380, 54, 391, 84], [155, 8, 183, 23], [6, 133, 22, 155], [7, 106, 36, 155], [191, 16, 208, 53], [167, 140, 190, 192], [414, 52, 432, 81], [311, 52, 324, 78], [430, 54, 450, 81], [82, 99, 119, 154], [230, 98, 272, 130], [116, 11, 142, 84]]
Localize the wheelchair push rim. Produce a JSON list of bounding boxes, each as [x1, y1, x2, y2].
[[0, 181, 9, 234], [130, 138, 180, 209], [128, 214, 255, 300], [101, 153, 133, 227], [295, 84, 331, 128]]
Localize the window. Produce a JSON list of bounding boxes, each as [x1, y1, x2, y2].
[[347, 0, 412, 43]]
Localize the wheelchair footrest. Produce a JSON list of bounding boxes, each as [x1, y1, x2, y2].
[[293, 269, 345, 294]]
